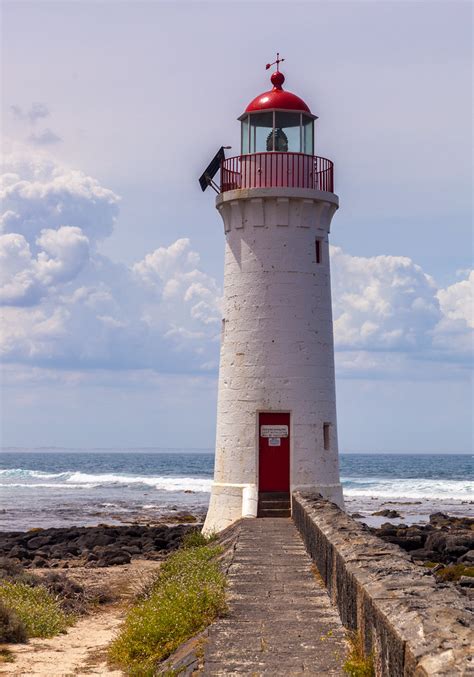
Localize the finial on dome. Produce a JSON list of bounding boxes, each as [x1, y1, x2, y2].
[[265, 52, 286, 90], [270, 71, 285, 90]]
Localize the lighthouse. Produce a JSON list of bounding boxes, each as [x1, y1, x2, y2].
[[203, 56, 344, 534]]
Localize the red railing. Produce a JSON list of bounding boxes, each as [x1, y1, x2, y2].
[[220, 153, 334, 193]]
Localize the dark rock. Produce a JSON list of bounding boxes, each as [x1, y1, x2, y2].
[[26, 535, 51, 550], [424, 532, 447, 553], [409, 548, 438, 561], [372, 509, 402, 518], [8, 545, 30, 560], [458, 549, 474, 563], [122, 545, 141, 555], [458, 576, 474, 588], [0, 523, 196, 565], [429, 512, 451, 526], [31, 556, 47, 567], [445, 534, 474, 551], [351, 513, 364, 519], [96, 550, 131, 567]]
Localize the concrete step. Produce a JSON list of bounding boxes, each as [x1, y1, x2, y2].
[[258, 500, 291, 510], [259, 492, 290, 501], [257, 508, 291, 518]]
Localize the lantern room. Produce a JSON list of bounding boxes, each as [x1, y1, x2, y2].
[[220, 56, 334, 194], [239, 70, 317, 155]]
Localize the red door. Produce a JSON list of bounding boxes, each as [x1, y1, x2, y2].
[[258, 412, 290, 492]]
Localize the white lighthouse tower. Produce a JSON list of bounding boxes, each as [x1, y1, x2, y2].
[[203, 57, 344, 534]]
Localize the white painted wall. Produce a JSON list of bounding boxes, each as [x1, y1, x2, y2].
[[204, 187, 344, 534]]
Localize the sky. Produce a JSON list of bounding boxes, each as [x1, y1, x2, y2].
[[0, 0, 472, 453]]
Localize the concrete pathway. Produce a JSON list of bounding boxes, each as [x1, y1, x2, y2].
[[202, 518, 347, 676]]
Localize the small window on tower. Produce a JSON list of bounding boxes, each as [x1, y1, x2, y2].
[[323, 423, 330, 451], [315, 238, 322, 264]]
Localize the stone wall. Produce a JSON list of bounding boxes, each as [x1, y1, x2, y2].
[[292, 492, 472, 676]]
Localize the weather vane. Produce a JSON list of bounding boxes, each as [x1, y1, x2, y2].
[[266, 52, 285, 72]]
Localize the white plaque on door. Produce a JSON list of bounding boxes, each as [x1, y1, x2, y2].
[[268, 437, 281, 446], [261, 425, 288, 438]]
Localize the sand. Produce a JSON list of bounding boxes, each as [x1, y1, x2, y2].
[[0, 559, 162, 677]]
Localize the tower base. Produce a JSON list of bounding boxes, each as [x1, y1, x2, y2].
[[203, 482, 345, 535]]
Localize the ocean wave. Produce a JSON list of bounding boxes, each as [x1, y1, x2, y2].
[[0, 469, 212, 493], [4, 482, 99, 490], [342, 478, 473, 501], [0, 468, 69, 479], [65, 472, 212, 492], [1, 468, 471, 500]]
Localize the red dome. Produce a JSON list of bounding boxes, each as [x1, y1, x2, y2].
[[245, 88, 311, 114], [243, 70, 312, 115]]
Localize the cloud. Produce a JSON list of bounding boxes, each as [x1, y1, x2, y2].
[[0, 226, 91, 306], [0, 151, 471, 379], [331, 246, 440, 351], [0, 152, 221, 371], [331, 246, 472, 376], [0, 153, 120, 242], [10, 102, 50, 124], [28, 128, 62, 145]]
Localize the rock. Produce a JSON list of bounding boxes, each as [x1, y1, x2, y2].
[[458, 576, 474, 588], [0, 522, 196, 566], [372, 509, 402, 518], [96, 551, 131, 567], [351, 513, 364, 519], [429, 512, 451, 525], [431, 563, 444, 573], [445, 534, 474, 552], [409, 548, 438, 561], [31, 556, 47, 567], [8, 545, 30, 560], [26, 535, 51, 550], [458, 549, 474, 563], [424, 532, 447, 553], [122, 545, 141, 555]]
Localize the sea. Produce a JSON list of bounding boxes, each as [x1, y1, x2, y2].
[[0, 450, 472, 531]]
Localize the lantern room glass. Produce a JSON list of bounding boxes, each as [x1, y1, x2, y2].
[[241, 112, 314, 155]]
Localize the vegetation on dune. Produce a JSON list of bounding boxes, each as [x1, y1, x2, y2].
[[0, 599, 27, 643], [0, 556, 83, 642], [343, 631, 375, 677], [108, 533, 226, 677], [0, 581, 71, 639]]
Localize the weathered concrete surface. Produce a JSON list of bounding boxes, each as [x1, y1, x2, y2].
[[292, 492, 474, 677], [205, 184, 344, 534], [202, 518, 347, 676]]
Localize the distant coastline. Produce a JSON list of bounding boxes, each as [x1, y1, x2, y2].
[[1, 447, 472, 454]]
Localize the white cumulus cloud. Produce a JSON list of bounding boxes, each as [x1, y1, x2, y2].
[[0, 151, 471, 379], [0, 153, 120, 242]]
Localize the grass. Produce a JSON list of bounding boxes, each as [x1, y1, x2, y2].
[[0, 581, 71, 639], [435, 564, 474, 582], [181, 530, 217, 549], [108, 535, 226, 677], [343, 631, 375, 677]]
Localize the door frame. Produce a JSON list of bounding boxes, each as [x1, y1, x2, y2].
[[256, 410, 292, 493]]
